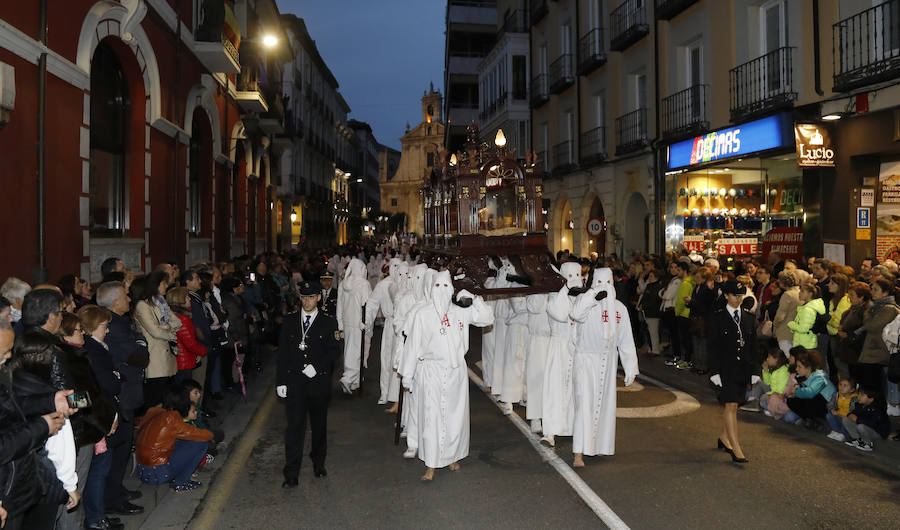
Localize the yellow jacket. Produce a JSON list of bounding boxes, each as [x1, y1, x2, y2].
[[827, 294, 850, 335]]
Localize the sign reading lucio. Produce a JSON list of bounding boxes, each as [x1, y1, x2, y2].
[[794, 124, 835, 167], [666, 112, 793, 170]]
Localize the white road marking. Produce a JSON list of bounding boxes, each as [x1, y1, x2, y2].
[[467, 368, 630, 530], [615, 373, 701, 418]]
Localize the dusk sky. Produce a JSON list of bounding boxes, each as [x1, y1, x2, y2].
[[277, 0, 446, 150]]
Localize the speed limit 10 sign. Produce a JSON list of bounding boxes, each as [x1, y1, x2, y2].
[[586, 218, 604, 236]]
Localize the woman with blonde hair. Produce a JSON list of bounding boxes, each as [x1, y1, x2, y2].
[[773, 270, 801, 358]]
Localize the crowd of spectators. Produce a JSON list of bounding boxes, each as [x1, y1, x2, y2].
[[554, 249, 900, 453], [0, 245, 377, 530]]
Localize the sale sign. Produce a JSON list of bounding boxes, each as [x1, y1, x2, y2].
[[683, 235, 705, 252], [716, 238, 758, 256], [762, 227, 803, 262]]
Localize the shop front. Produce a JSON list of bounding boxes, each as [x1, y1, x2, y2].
[[663, 112, 806, 268]]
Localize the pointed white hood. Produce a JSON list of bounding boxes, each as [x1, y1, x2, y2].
[[342, 258, 368, 292], [591, 267, 614, 295], [411, 264, 428, 302], [560, 262, 583, 289], [431, 270, 454, 315], [422, 268, 437, 302]]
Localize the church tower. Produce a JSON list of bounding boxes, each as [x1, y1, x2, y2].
[[422, 82, 442, 124]]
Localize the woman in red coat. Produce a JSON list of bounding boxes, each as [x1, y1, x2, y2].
[[165, 287, 208, 386]]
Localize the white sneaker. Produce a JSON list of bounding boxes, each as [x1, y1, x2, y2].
[[403, 448, 416, 459], [826, 431, 846, 442], [887, 404, 900, 417], [530, 419, 543, 434], [501, 402, 513, 416], [399, 430, 407, 439], [763, 410, 773, 417], [377, 398, 387, 405], [540, 435, 555, 447], [340, 382, 353, 395]]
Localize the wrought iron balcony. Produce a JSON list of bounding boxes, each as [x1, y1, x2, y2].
[[578, 28, 607, 75], [552, 140, 576, 174], [654, 0, 701, 21], [615, 108, 649, 155], [610, 0, 649, 52], [661, 84, 709, 140], [549, 54, 575, 94], [193, 0, 240, 73], [579, 127, 607, 166], [833, 0, 900, 92], [530, 74, 550, 108], [729, 47, 796, 122], [530, 0, 549, 26], [498, 9, 528, 40]]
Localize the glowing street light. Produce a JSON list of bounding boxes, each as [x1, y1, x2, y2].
[[494, 129, 506, 148], [262, 34, 278, 48]]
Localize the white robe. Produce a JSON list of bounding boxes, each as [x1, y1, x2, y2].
[[569, 292, 638, 456], [500, 294, 528, 404], [338, 259, 372, 389], [404, 298, 493, 468], [397, 268, 435, 451], [366, 275, 395, 402], [542, 287, 577, 437], [525, 293, 551, 420], [480, 277, 499, 388]]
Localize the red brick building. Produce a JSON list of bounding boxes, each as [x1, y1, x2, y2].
[[0, 0, 288, 283]]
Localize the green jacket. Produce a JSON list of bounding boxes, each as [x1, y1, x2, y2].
[[675, 276, 694, 318], [762, 364, 790, 394], [827, 294, 851, 335], [788, 298, 826, 348]]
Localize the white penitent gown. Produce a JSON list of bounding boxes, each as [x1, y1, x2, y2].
[[403, 271, 493, 469], [398, 268, 437, 452], [480, 276, 498, 389], [366, 258, 399, 403], [542, 262, 582, 437], [338, 258, 372, 390], [569, 268, 639, 456], [525, 293, 551, 420], [488, 272, 510, 395], [500, 289, 529, 405], [387, 264, 413, 402]]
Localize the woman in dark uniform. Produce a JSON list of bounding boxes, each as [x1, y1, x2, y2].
[[707, 279, 758, 464]]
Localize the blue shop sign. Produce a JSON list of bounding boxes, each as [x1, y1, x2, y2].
[[666, 112, 793, 170]]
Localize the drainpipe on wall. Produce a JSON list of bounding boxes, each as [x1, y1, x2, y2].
[[173, 0, 183, 265], [813, 0, 824, 96], [652, 5, 664, 255], [34, 0, 48, 284]]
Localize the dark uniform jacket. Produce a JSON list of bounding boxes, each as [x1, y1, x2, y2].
[[707, 307, 757, 384], [277, 310, 342, 392], [318, 288, 338, 318]]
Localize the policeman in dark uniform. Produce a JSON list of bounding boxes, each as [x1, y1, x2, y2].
[[318, 272, 338, 317], [707, 279, 757, 464], [276, 281, 342, 488]]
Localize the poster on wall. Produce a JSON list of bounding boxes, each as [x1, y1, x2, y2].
[[876, 161, 900, 260], [794, 124, 835, 167], [762, 227, 803, 263], [716, 238, 758, 256]]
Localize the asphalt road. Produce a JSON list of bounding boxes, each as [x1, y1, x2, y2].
[[179, 326, 900, 529]]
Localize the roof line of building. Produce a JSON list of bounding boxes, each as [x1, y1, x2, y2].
[[280, 14, 339, 90]]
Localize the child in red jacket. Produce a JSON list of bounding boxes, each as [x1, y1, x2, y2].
[[166, 287, 208, 384]]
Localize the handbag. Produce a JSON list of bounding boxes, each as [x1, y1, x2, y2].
[[689, 315, 707, 337]]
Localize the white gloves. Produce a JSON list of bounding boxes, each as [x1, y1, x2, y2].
[[623, 373, 636, 387], [302, 365, 317, 378], [456, 289, 474, 301], [710, 374, 722, 387], [751, 375, 761, 385], [402, 377, 412, 390], [276, 385, 287, 398], [359, 321, 367, 330]]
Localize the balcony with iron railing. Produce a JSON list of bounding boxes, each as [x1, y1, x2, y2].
[[497, 9, 528, 40], [610, 0, 649, 52], [549, 54, 575, 94], [729, 47, 796, 122], [193, 0, 240, 73], [654, 0, 701, 21], [661, 84, 709, 140], [615, 108, 649, 155], [530, 0, 549, 26], [552, 140, 577, 174], [579, 127, 607, 166], [479, 92, 508, 123], [577, 28, 607, 75], [530, 73, 550, 108], [833, 0, 900, 92]]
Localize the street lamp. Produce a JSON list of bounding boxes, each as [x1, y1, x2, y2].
[[262, 34, 278, 48], [290, 209, 297, 222]]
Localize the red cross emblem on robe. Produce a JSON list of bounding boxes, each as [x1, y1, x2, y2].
[[602, 310, 609, 323]]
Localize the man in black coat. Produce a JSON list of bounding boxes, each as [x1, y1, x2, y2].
[[318, 272, 338, 317], [276, 281, 342, 488]]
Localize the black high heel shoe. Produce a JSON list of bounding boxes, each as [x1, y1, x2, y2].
[[717, 439, 734, 455], [731, 453, 749, 464]]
